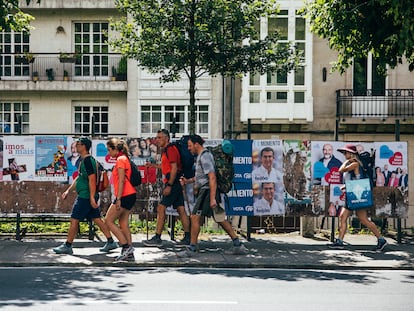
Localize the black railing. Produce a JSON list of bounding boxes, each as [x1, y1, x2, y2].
[[0, 53, 126, 81], [336, 89, 414, 119]]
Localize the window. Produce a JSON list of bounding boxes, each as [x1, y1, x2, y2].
[[246, 9, 307, 105], [0, 102, 29, 134], [140, 105, 209, 136], [74, 22, 109, 78], [353, 55, 386, 96], [74, 105, 108, 136], [0, 31, 30, 78]]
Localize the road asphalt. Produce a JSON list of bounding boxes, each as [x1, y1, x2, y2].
[[1, 232, 413, 269]]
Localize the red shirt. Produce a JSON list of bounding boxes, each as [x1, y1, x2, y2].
[[161, 145, 182, 183]]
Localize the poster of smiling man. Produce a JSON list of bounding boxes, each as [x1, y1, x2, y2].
[[312, 141, 345, 186], [252, 140, 284, 216]]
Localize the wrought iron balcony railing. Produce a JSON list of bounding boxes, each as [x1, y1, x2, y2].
[[336, 89, 414, 119], [0, 53, 126, 82]]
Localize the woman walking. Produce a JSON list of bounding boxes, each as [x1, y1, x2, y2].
[[105, 138, 137, 261], [330, 144, 387, 251]]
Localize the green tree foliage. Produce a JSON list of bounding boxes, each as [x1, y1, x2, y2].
[[0, 0, 40, 32], [305, 0, 414, 73], [110, 0, 302, 134]]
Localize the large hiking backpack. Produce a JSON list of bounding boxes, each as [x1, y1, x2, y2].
[[205, 140, 234, 194], [166, 135, 196, 178]]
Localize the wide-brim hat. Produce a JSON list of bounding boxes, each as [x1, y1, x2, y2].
[[337, 143, 357, 154]]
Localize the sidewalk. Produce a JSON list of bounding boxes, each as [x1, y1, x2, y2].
[[1, 233, 413, 269]]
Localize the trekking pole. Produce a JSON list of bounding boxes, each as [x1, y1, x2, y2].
[[145, 165, 149, 240]]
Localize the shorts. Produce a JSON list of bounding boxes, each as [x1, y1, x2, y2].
[[118, 193, 137, 211], [192, 188, 226, 222], [160, 181, 184, 209], [71, 197, 101, 221]]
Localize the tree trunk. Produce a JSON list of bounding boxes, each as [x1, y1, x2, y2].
[[189, 65, 196, 135]]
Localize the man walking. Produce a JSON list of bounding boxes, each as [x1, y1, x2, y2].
[[143, 129, 191, 246], [53, 137, 117, 255], [177, 135, 247, 257]]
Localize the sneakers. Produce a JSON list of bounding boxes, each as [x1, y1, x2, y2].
[[115, 246, 135, 262], [375, 238, 388, 252], [177, 236, 191, 246], [328, 239, 345, 249], [99, 241, 119, 252], [53, 243, 73, 255], [176, 246, 197, 258], [143, 235, 162, 247], [224, 244, 248, 255]]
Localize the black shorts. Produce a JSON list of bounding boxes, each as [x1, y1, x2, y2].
[[118, 193, 136, 210], [160, 181, 184, 209]]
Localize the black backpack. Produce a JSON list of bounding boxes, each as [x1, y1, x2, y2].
[[128, 159, 142, 187], [166, 135, 196, 178], [358, 150, 375, 185]]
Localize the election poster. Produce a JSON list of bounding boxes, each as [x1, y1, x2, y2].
[[2, 136, 35, 181]]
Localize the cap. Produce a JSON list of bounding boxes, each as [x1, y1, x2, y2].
[[337, 143, 357, 154], [75, 137, 92, 150]]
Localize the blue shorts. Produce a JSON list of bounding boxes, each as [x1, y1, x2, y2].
[[71, 197, 101, 221], [160, 181, 184, 209]]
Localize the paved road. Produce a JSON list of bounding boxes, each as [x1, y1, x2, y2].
[[0, 267, 412, 311]]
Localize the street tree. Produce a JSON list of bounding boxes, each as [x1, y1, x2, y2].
[[0, 0, 40, 32], [110, 0, 302, 134], [304, 0, 414, 73]]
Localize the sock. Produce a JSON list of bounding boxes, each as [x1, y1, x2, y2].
[[121, 243, 129, 249], [189, 244, 197, 252], [232, 238, 241, 247], [107, 237, 114, 243], [65, 242, 72, 247], [378, 236, 385, 241], [337, 238, 343, 243], [155, 233, 161, 239], [184, 232, 190, 239]]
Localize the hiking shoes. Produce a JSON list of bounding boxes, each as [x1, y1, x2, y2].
[[53, 243, 73, 255], [177, 236, 191, 246], [99, 241, 119, 252], [224, 244, 248, 255], [375, 238, 388, 252], [143, 235, 162, 247], [115, 246, 135, 262], [328, 239, 345, 249], [176, 246, 197, 258]]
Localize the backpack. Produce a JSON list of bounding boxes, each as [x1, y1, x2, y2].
[[128, 158, 142, 187], [166, 135, 196, 178], [205, 140, 234, 194], [358, 150, 375, 185]]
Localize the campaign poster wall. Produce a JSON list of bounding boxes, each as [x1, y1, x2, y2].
[[2, 136, 35, 181], [35, 136, 67, 181], [226, 140, 254, 215], [283, 140, 312, 204], [252, 140, 284, 216]]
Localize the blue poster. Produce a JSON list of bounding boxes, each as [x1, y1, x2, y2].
[[225, 182, 254, 216], [35, 136, 68, 181], [230, 139, 252, 183]]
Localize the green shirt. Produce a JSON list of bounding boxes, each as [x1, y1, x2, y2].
[[76, 155, 97, 199]]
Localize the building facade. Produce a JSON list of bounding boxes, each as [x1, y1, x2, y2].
[[1, 0, 413, 226]]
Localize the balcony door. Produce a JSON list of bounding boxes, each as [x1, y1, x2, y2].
[[353, 55, 386, 96]]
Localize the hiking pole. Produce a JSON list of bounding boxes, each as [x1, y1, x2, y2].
[[145, 165, 149, 240]]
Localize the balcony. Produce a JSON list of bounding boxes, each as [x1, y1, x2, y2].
[[337, 89, 414, 120], [0, 53, 127, 92]]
